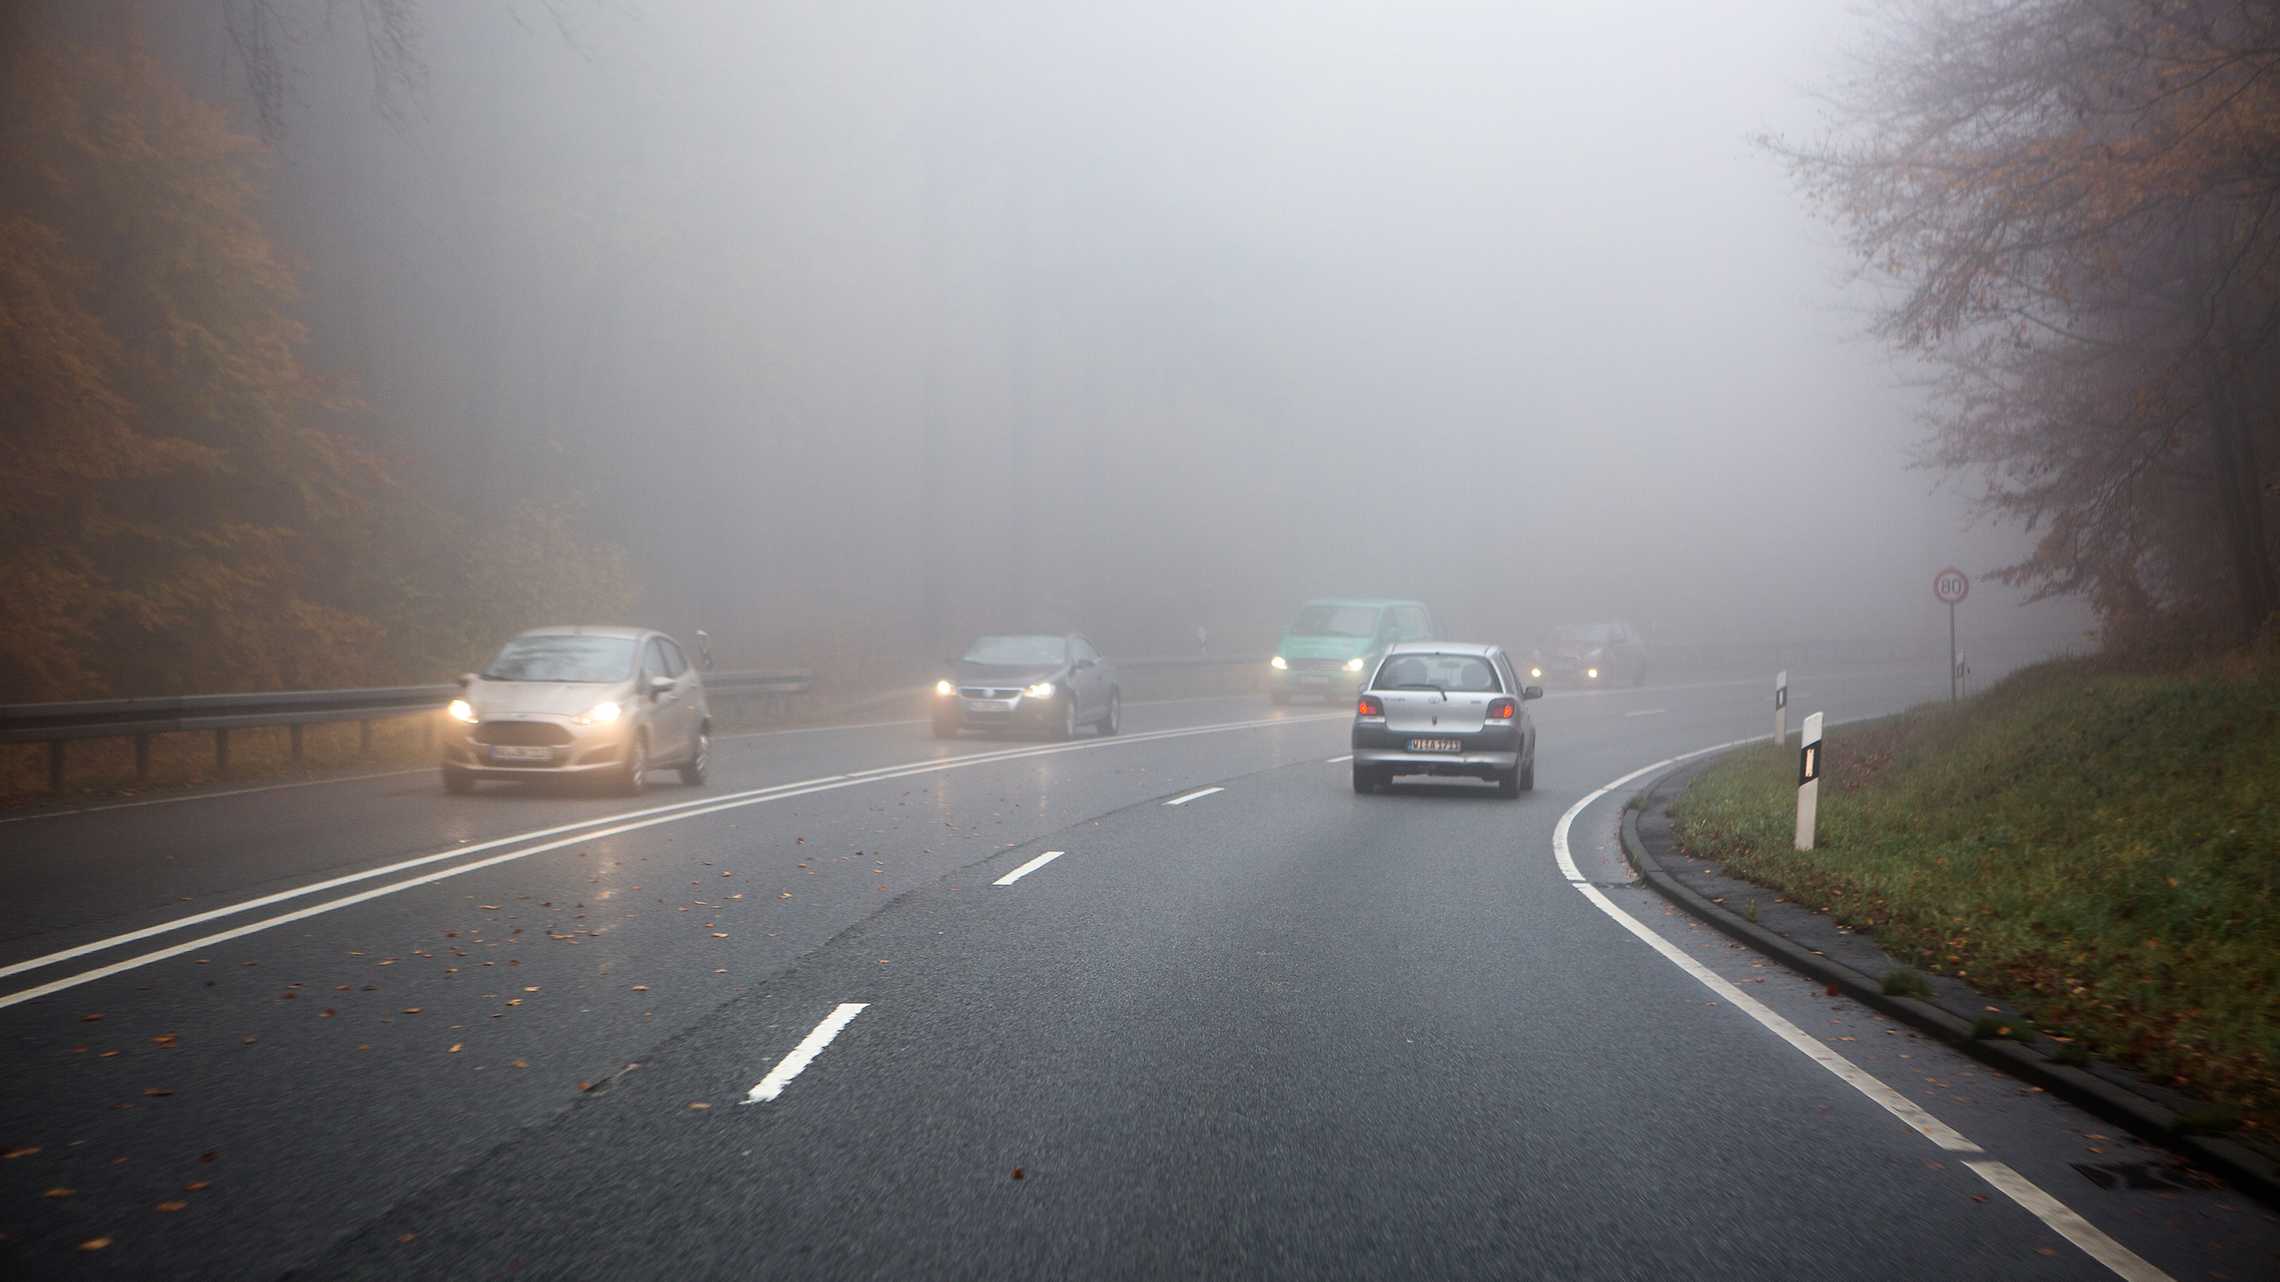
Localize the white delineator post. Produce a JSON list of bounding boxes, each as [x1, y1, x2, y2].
[[1774, 670, 1789, 746], [1794, 711, 1824, 851]]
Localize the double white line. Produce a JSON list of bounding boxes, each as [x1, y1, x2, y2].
[[0, 712, 1338, 1011]]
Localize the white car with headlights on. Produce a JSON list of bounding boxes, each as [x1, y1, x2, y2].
[[1351, 643, 1540, 798], [442, 626, 710, 796]]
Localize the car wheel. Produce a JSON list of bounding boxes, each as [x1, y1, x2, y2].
[[1520, 750, 1536, 791], [615, 734, 648, 796], [442, 766, 475, 795], [1054, 696, 1078, 741], [1497, 765, 1521, 799], [679, 727, 710, 786], [1352, 764, 1378, 794], [1099, 689, 1122, 736]]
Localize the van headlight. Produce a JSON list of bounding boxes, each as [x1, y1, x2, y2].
[[576, 700, 623, 725], [1269, 655, 1288, 670]]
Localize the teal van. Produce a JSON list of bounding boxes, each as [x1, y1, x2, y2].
[[1267, 598, 1437, 704]]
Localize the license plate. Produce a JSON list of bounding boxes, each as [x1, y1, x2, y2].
[[1407, 738, 1463, 754], [1296, 675, 1327, 686], [963, 700, 1011, 714], [490, 745, 552, 763]]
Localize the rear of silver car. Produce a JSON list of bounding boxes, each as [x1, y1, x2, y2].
[[1350, 646, 1537, 797]]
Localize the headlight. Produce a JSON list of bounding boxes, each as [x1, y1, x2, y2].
[[1586, 667, 1600, 680], [1025, 682, 1056, 699], [1269, 655, 1288, 670], [1529, 666, 1543, 680], [934, 679, 956, 697], [447, 698, 477, 723], [1343, 657, 1365, 672], [577, 700, 623, 725]]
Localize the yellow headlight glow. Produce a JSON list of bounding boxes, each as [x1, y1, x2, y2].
[[1343, 657, 1365, 672], [447, 698, 476, 723], [1269, 656, 1288, 670], [1025, 682, 1056, 699], [579, 700, 623, 725], [935, 679, 956, 697], [1586, 667, 1600, 680]]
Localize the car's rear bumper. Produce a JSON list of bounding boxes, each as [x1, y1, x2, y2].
[[1351, 723, 1521, 776]]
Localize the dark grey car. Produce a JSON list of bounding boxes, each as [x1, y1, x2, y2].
[[931, 633, 1121, 740], [1350, 642, 1540, 798]]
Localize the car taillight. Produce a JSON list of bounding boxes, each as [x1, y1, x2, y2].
[[1487, 698, 1517, 720], [1356, 695, 1384, 717]]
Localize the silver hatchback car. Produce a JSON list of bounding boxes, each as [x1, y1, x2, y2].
[[442, 627, 711, 795], [1350, 642, 1540, 798]]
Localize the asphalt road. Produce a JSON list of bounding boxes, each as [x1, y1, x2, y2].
[[2, 672, 2273, 1279]]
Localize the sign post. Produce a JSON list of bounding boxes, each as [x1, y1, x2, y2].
[[1794, 711, 1824, 851], [1774, 670, 1789, 746], [1934, 567, 1970, 701]]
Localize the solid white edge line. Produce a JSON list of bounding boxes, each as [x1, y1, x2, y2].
[[992, 850, 1065, 886], [1164, 786, 1225, 806], [744, 1002, 868, 1104], [1556, 750, 2174, 1282], [1, 711, 1341, 1007], [1964, 1160, 2171, 1282], [1622, 708, 1667, 718], [0, 776, 847, 982]]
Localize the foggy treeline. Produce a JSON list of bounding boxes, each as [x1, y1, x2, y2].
[[4, 1, 2130, 703]]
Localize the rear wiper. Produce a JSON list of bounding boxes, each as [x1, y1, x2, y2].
[[1391, 683, 1448, 700]]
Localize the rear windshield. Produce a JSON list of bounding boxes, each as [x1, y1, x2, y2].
[[482, 635, 637, 683], [1371, 653, 1503, 693], [1290, 604, 1381, 638], [963, 635, 1068, 665]]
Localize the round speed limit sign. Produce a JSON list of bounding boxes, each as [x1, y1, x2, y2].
[[1934, 567, 1970, 604]]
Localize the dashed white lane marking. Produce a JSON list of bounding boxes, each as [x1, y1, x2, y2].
[[1622, 708, 1666, 718], [992, 850, 1065, 886], [1, 712, 1340, 1009], [1326, 754, 1353, 764], [744, 1003, 868, 1104], [1555, 756, 2173, 1282], [1164, 786, 1225, 806]]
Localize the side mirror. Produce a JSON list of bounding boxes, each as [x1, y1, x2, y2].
[[456, 672, 476, 689], [1522, 685, 1544, 701], [647, 675, 675, 698]]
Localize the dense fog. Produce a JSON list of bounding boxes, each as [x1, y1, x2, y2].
[[8, 1, 2093, 695]]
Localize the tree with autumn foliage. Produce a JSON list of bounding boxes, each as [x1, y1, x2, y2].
[[1772, 0, 2280, 647], [0, 32, 634, 700]]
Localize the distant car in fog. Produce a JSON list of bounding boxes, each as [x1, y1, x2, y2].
[[1528, 622, 1648, 687], [1269, 598, 1437, 704], [1350, 642, 1540, 797], [442, 627, 709, 795], [933, 634, 1120, 739]]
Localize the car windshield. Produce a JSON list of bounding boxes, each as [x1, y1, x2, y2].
[[1372, 654, 1502, 693], [963, 635, 1068, 665], [481, 635, 637, 683], [1550, 625, 1615, 645], [1291, 605, 1381, 638]]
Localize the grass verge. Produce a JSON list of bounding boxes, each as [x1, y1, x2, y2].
[[1670, 655, 2279, 1130]]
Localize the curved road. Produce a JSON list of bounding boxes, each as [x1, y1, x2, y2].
[[1, 671, 2272, 1278]]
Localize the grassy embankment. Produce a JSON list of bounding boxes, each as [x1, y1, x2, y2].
[[1671, 655, 2278, 1130]]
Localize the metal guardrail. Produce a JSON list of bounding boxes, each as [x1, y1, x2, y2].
[[1, 670, 813, 791]]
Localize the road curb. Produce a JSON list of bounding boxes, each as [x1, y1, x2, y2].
[[1619, 753, 2280, 1211]]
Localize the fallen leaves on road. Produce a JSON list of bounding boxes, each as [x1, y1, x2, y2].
[[154, 1201, 187, 1213], [510, 1059, 529, 1070], [43, 1187, 74, 1198], [711, 932, 730, 939], [320, 1009, 336, 1018], [400, 1008, 423, 1016], [78, 1237, 112, 1252], [183, 1181, 209, 1192], [150, 1034, 178, 1047], [505, 998, 522, 1007], [80, 1013, 104, 1023], [521, 986, 540, 993], [1010, 1168, 1024, 1180], [449, 1043, 463, 1054], [398, 1233, 418, 1245], [631, 985, 649, 993], [3, 1146, 41, 1160], [142, 1088, 174, 1098], [687, 1102, 711, 1111]]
